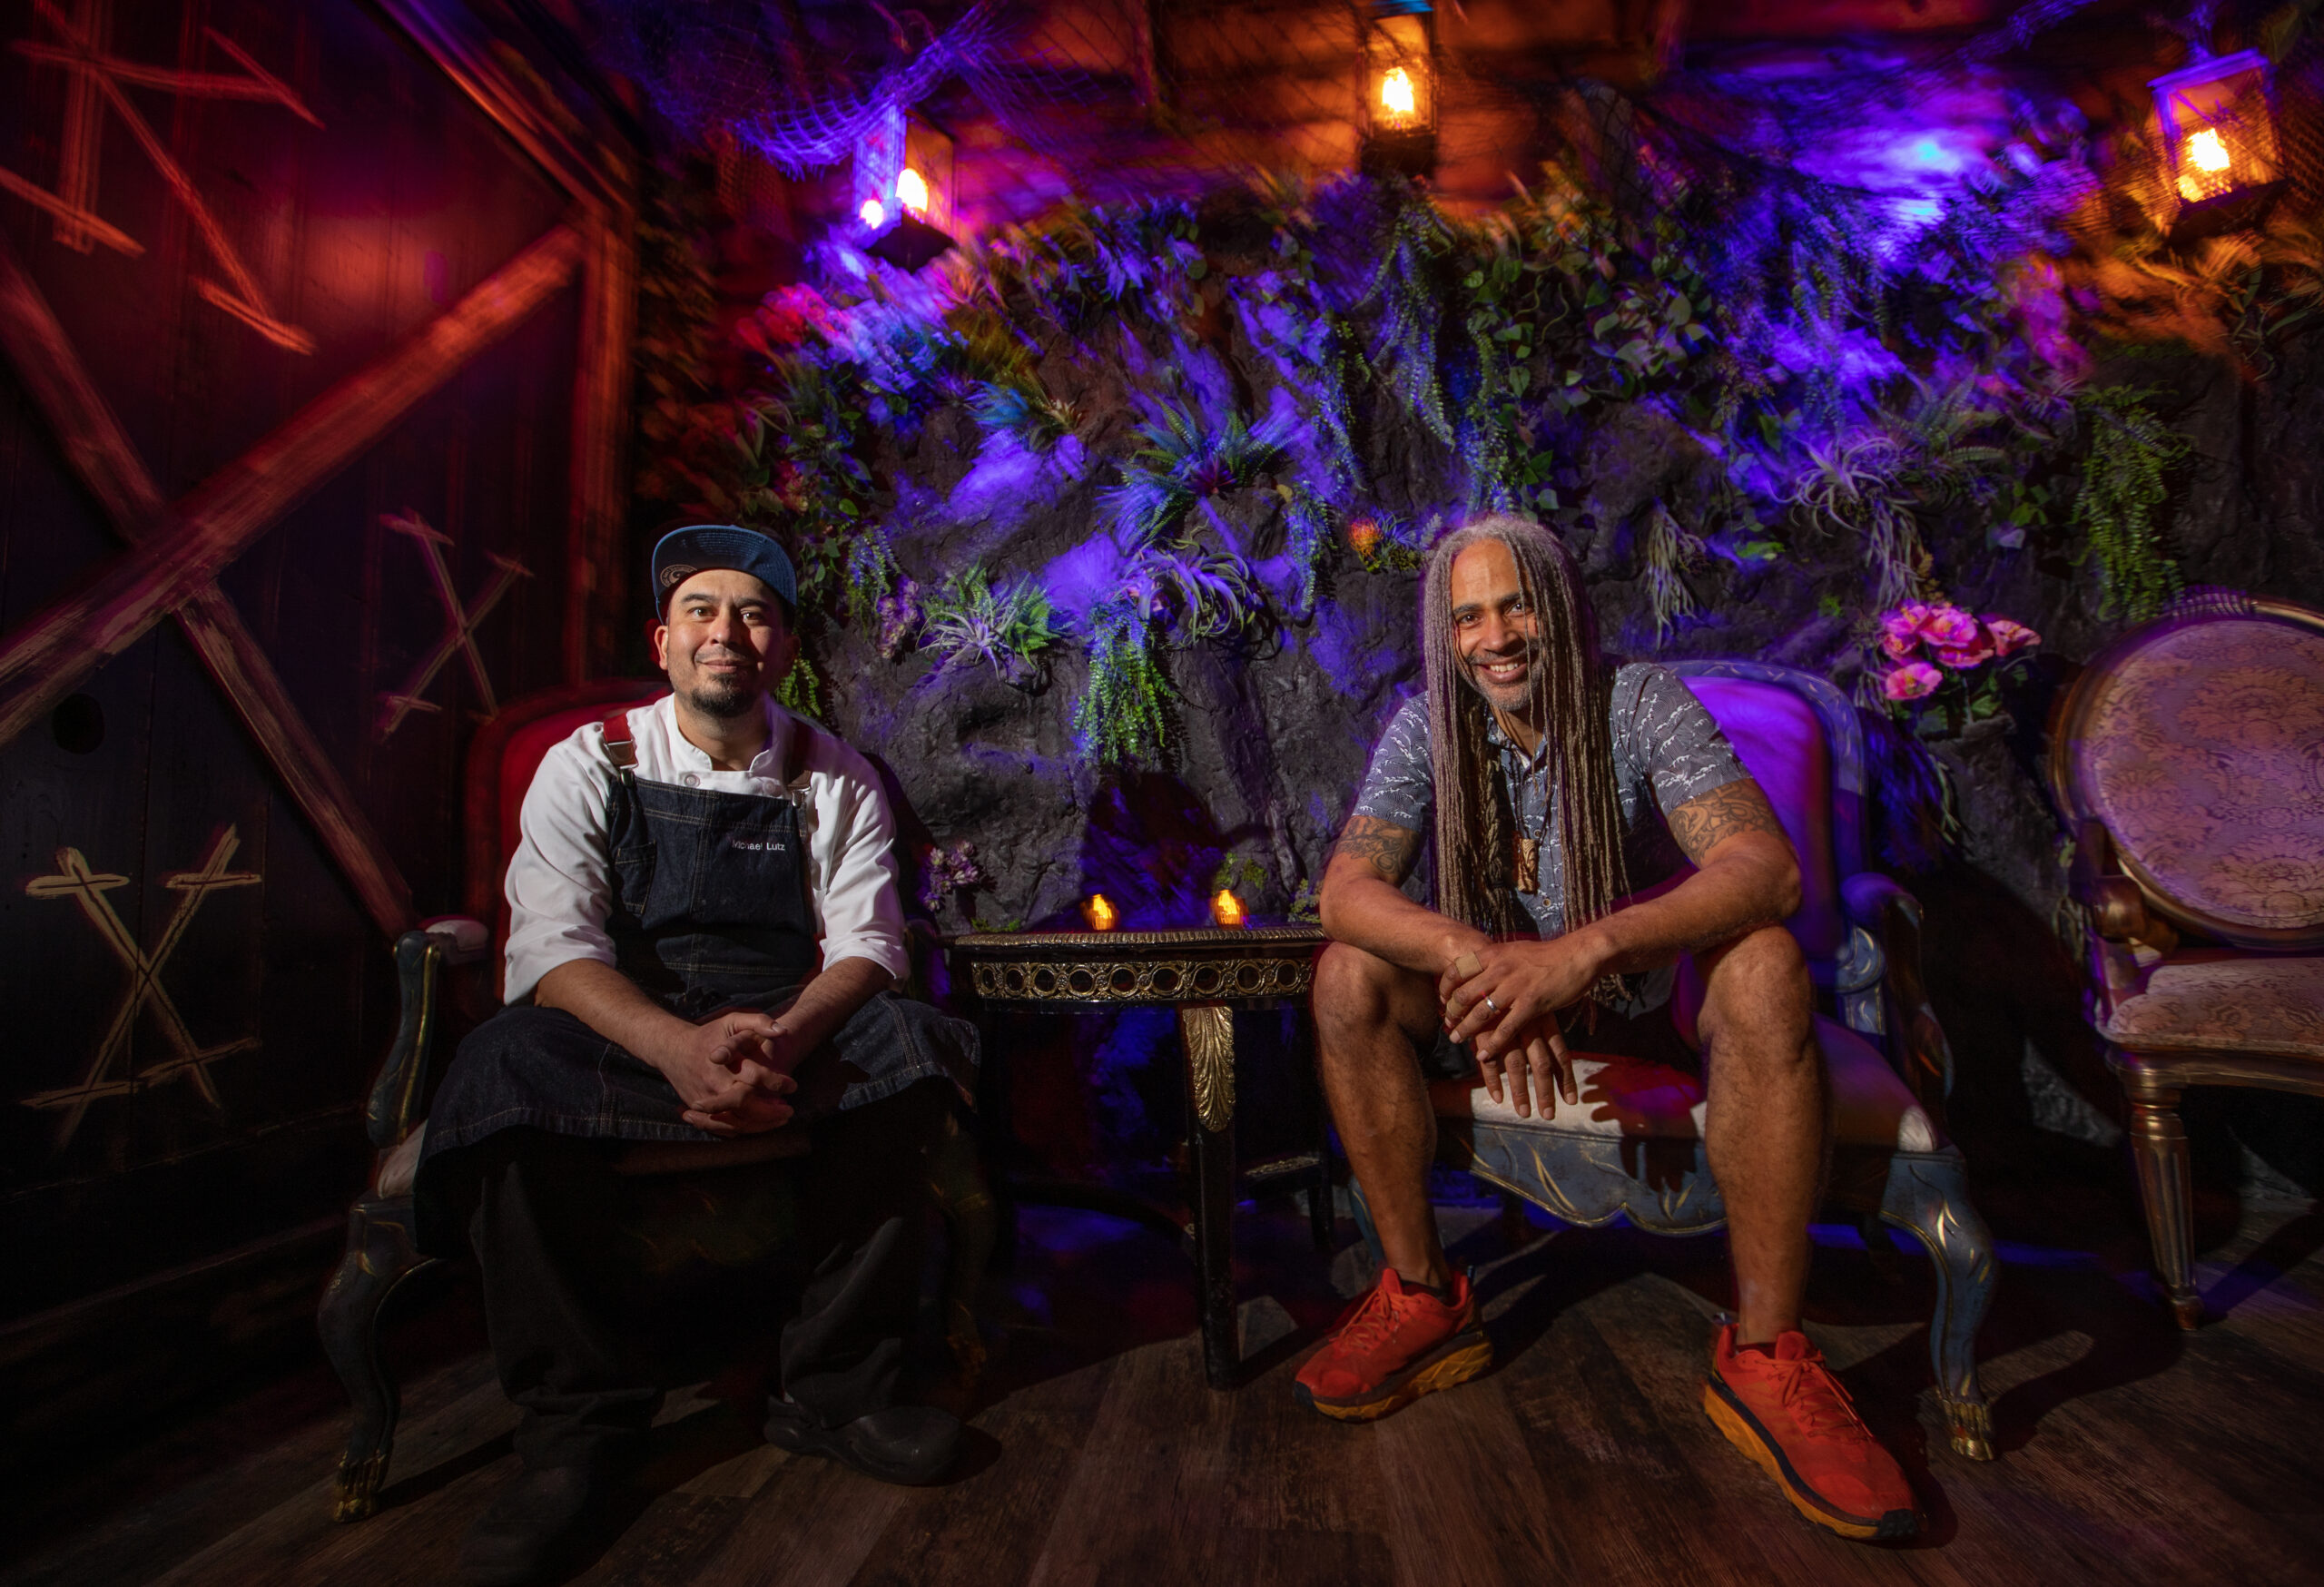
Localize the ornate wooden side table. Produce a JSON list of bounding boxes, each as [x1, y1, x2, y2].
[[948, 925, 1330, 1388]]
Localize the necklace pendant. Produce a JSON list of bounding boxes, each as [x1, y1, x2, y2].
[[1513, 836, 1540, 893]]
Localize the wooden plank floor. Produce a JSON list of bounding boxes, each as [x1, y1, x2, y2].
[[7, 1154, 2323, 1587]]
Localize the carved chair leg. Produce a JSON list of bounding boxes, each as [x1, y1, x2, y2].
[[319, 1196, 435, 1522], [2122, 1074, 2202, 1329], [1878, 1150, 1997, 1461], [926, 1109, 997, 1382]]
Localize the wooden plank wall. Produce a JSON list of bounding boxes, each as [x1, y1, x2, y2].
[[0, 0, 635, 1386]]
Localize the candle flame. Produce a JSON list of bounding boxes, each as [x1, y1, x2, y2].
[[1211, 889, 1247, 928], [2188, 127, 2231, 172], [896, 167, 930, 213], [1083, 893, 1119, 931], [1381, 66, 1415, 121]]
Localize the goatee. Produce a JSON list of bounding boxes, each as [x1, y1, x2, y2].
[[684, 679, 757, 719]]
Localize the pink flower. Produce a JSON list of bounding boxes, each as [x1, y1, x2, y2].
[[1881, 662, 1944, 702], [1935, 621, 1996, 668], [1921, 603, 1979, 650], [1984, 616, 2040, 657], [1877, 603, 1932, 659]]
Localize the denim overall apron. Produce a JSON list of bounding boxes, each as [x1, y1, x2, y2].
[[414, 711, 976, 1256]]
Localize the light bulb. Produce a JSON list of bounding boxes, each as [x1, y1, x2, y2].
[[859, 197, 885, 228], [896, 167, 929, 213], [2188, 127, 2231, 172], [1381, 66, 1415, 121]]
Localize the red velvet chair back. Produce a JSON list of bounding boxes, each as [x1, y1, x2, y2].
[[460, 679, 668, 993]]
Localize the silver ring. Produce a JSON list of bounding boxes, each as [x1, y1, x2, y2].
[[1482, 994, 1502, 1014]]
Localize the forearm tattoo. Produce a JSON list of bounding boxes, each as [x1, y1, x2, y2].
[[1666, 778, 1787, 865], [1333, 815, 1423, 885]]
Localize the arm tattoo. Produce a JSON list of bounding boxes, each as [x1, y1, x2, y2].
[[1666, 779, 1787, 865], [1332, 815, 1423, 885]]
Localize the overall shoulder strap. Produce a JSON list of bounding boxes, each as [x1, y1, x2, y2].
[[602, 706, 638, 780]]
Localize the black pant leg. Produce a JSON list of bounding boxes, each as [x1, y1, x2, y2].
[[778, 1079, 947, 1425], [468, 1130, 663, 1470]]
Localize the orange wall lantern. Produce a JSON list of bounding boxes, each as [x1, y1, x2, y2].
[[1363, 2, 1436, 177], [858, 111, 957, 270], [2149, 49, 2282, 235]]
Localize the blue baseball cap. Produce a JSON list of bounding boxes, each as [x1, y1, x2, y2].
[[650, 524, 798, 618]]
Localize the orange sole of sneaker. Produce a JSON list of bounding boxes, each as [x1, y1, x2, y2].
[[1701, 1380, 1918, 1542], [1300, 1337, 1492, 1424]]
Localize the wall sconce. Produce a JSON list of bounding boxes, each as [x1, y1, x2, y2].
[[1362, 2, 1436, 178], [2149, 48, 2282, 236], [858, 112, 957, 270]]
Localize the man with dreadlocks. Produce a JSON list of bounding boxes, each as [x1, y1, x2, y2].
[[1295, 513, 1917, 1541]]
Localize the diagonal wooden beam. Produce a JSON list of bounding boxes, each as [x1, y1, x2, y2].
[[566, 205, 638, 681], [0, 220, 584, 756], [0, 229, 417, 937]]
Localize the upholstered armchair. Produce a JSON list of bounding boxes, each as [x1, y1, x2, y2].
[[318, 680, 993, 1522], [2050, 594, 2324, 1330], [1350, 659, 1998, 1461]]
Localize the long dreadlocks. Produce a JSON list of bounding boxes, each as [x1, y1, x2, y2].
[[1422, 515, 1631, 1004]]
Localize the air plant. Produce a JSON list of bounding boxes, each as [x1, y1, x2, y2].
[[968, 380, 1078, 454], [1122, 541, 1271, 645], [1101, 396, 1290, 545], [920, 565, 1064, 688], [1787, 433, 1927, 611], [1643, 503, 1708, 642]]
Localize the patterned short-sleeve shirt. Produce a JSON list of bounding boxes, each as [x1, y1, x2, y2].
[[1351, 662, 1750, 947]]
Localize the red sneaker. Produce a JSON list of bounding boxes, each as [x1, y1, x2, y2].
[[1702, 1324, 1919, 1541], [1293, 1268, 1491, 1422]]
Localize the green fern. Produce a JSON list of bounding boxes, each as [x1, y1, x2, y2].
[[1363, 199, 1456, 445], [776, 655, 824, 719], [2073, 387, 2189, 621], [1074, 600, 1176, 767]]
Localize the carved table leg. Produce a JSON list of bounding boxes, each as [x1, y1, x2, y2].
[[1181, 1001, 1239, 1389], [319, 1195, 435, 1521], [2122, 1071, 2202, 1329], [927, 1109, 997, 1383], [1879, 1150, 1997, 1461]]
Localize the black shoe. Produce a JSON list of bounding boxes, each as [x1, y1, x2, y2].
[[763, 1397, 962, 1485], [458, 1462, 621, 1586]]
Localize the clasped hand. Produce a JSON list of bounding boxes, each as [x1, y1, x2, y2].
[[1437, 935, 1599, 1120], [661, 1011, 803, 1136]]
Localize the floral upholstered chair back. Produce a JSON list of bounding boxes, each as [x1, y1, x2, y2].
[[2052, 596, 2324, 1059], [2054, 598, 2324, 954]]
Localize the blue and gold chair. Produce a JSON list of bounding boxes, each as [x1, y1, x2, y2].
[[1351, 659, 1997, 1461]]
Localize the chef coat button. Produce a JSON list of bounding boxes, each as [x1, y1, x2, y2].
[[682, 773, 700, 788]]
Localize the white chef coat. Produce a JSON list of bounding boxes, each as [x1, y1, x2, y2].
[[502, 693, 910, 1004]]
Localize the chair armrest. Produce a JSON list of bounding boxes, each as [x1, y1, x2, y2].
[[2067, 821, 2178, 953], [1838, 872, 1954, 1111], [364, 922, 485, 1148], [419, 914, 491, 966]]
